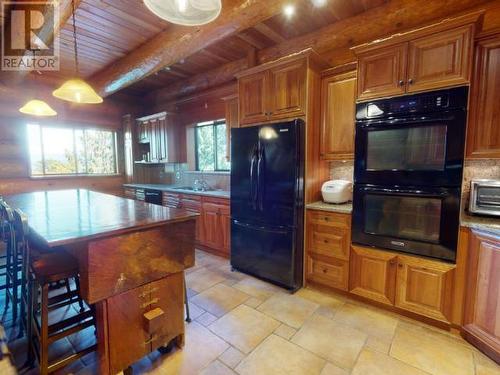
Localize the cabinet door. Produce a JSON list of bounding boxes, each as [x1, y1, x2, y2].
[[395, 255, 455, 322], [466, 34, 500, 158], [148, 120, 159, 162], [320, 70, 356, 160], [357, 43, 407, 101], [306, 254, 349, 291], [138, 121, 148, 143], [463, 230, 500, 362], [108, 284, 150, 374], [201, 202, 223, 250], [157, 117, 168, 162], [268, 60, 307, 120], [181, 195, 202, 243], [350, 246, 397, 305], [239, 72, 269, 126], [224, 96, 238, 161], [219, 204, 231, 257], [407, 25, 473, 92]]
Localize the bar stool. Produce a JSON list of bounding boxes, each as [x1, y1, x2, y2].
[[12, 210, 97, 375]]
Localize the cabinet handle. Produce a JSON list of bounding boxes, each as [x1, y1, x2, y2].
[[141, 297, 159, 308], [139, 287, 159, 298], [323, 240, 329, 244], [323, 217, 329, 221], [408, 78, 414, 85], [389, 259, 397, 266], [143, 335, 158, 346], [398, 80, 405, 86], [322, 268, 328, 274]]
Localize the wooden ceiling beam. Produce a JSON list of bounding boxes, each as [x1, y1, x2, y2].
[[253, 23, 286, 44], [0, 0, 81, 85], [90, 0, 297, 97]]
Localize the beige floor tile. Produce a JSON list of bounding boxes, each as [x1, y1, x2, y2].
[[218, 346, 245, 369], [352, 349, 428, 375], [235, 334, 326, 375], [186, 268, 226, 293], [243, 297, 263, 308], [333, 303, 398, 342], [258, 293, 319, 329], [186, 301, 205, 320], [364, 336, 391, 354], [191, 284, 250, 317], [292, 314, 367, 369], [320, 362, 349, 375], [209, 304, 280, 354], [296, 288, 345, 310], [197, 311, 218, 326], [474, 350, 500, 375], [313, 305, 338, 320], [390, 323, 475, 375], [274, 323, 297, 340], [146, 321, 228, 375], [200, 360, 236, 375], [233, 277, 282, 300]]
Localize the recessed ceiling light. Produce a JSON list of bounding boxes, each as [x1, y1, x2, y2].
[[283, 4, 295, 18], [312, 0, 327, 6]]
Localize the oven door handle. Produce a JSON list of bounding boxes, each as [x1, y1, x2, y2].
[[358, 115, 455, 127], [360, 187, 449, 198]]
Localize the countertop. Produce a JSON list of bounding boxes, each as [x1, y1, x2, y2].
[[306, 201, 353, 214], [123, 183, 230, 199], [4, 189, 198, 248], [460, 213, 500, 234]]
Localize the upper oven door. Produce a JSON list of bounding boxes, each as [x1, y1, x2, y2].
[[352, 184, 460, 262], [354, 110, 466, 186]]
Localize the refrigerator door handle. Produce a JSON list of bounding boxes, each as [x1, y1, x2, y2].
[[233, 219, 289, 234], [250, 145, 258, 210], [257, 146, 265, 211]]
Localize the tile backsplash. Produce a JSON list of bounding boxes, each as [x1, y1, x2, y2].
[[329, 160, 354, 181]]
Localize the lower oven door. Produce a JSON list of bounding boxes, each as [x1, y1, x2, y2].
[[352, 185, 460, 262]]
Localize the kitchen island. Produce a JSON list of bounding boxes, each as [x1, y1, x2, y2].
[[5, 189, 197, 374]]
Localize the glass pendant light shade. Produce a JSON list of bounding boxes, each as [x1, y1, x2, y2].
[[19, 99, 57, 116], [144, 0, 222, 26], [53, 78, 103, 104]]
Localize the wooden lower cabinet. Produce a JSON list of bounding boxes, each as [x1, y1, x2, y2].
[[107, 273, 184, 374], [200, 197, 230, 257], [305, 210, 351, 291], [350, 246, 397, 306], [395, 255, 455, 322], [463, 229, 500, 363]]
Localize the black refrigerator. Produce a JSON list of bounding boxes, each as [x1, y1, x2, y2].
[[230, 119, 304, 291]]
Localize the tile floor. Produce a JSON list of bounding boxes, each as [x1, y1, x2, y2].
[[1, 249, 499, 375]]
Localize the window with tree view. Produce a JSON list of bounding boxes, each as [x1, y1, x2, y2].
[[195, 119, 230, 171], [27, 124, 118, 176]]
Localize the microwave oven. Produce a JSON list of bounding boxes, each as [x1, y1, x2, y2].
[[469, 180, 500, 217]]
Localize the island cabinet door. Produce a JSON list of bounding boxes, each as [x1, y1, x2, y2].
[[202, 202, 223, 250], [107, 284, 150, 374], [349, 245, 398, 305], [395, 255, 455, 323], [357, 43, 407, 101]]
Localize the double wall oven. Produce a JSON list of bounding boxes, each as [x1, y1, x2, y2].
[[352, 87, 468, 262]]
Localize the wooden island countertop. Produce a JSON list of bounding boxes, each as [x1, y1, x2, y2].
[[5, 189, 198, 374]]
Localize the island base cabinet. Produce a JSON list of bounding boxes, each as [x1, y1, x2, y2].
[[104, 272, 185, 374]]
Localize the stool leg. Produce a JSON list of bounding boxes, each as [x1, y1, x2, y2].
[[74, 276, 84, 313], [40, 283, 49, 375], [26, 274, 35, 368], [18, 241, 29, 338], [2, 233, 11, 318], [183, 276, 191, 323], [11, 232, 18, 324]]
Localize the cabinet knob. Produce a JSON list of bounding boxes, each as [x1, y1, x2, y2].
[[398, 80, 405, 86], [408, 78, 414, 85]]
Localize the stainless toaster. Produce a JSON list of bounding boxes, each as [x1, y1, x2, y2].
[[469, 179, 500, 217]]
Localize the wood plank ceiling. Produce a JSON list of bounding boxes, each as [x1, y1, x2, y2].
[[37, 0, 387, 97]]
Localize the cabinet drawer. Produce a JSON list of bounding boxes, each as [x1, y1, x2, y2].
[[124, 188, 136, 199], [163, 192, 181, 208], [203, 196, 229, 206], [306, 254, 349, 291], [309, 224, 350, 260], [181, 195, 201, 212], [308, 210, 350, 228]]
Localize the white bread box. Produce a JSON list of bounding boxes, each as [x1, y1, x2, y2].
[[321, 180, 353, 204]]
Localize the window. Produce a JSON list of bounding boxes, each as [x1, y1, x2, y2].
[[27, 124, 118, 176], [195, 119, 230, 171]]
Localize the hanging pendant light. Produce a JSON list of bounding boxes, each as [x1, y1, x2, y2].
[[53, 0, 103, 104], [143, 0, 222, 26], [19, 51, 57, 117]]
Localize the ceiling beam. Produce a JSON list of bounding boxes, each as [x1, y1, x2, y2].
[[0, 0, 81, 85], [253, 23, 286, 44], [90, 0, 298, 97], [143, 0, 494, 105]]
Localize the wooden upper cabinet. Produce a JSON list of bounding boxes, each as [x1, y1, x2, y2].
[[395, 255, 455, 323], [268, 60, 307, 120], [466, 33, 500, 159], [223, 95, 239, 161], [320, 70, 357, 160], [357, 43, 407, 101], [350, 246, 397, 305], [463, 229, 500, 363], [407, 26, 473, 92], [239, 72, 269, 126]]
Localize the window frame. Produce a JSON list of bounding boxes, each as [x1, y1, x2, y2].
[[194, 119, 230, 172], [27, 123, 120, 178]]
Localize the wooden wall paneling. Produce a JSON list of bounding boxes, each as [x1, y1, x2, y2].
[[466, 31, 500, 158], [463, 229, 500, 363]]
